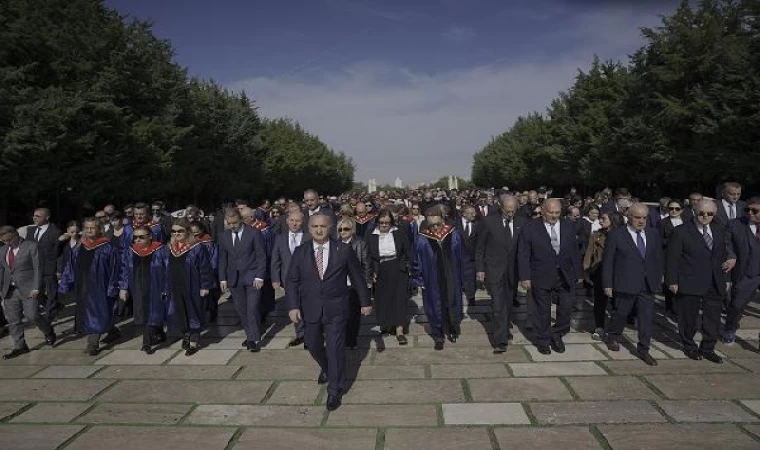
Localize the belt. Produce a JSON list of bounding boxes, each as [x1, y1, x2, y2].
[[379, 256, 397, 263]]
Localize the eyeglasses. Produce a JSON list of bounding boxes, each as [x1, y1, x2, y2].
[[133, 235, 150, 240], [338, 227, 352, 232], [697, 212, 715, 217], [668, 207, 682, 211], [746, 207, 760, 215], [171, 229, 186, 234]]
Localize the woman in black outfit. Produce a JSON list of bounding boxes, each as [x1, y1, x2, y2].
[[660, 199, 685, 316], [337, 217, 372, 349]]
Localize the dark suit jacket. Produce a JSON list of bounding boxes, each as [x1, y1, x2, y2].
[[476, 215, 526, 287], [271, 231, 311, 284], [726, 217, 760, 283], [218, 224, 267, 287], [475, 205, 497, 218], [715, 199, 747, 227], [0, 239, 42, 299], [600, 200, 619, 214], [455, 218, 480, 263], [366, 229, 411, 280], [660, 216, 682, 248], [26, 224, 62, 276], [347, 236, 372, 288], [285, 239, 370, 323], [577, 219, 593, 257], [602, 226, 664, 295], [665, 221, 729, 296], [517, 219, 582, 289], [647, 206, 667, 230]]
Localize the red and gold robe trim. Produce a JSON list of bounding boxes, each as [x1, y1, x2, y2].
[[81, 236, 111, 250], [131, 241, 163, 257], [196, 234, 213, 244], [251, 220, 269, 231], [419, 224, 455, 242], [170, 241, 200, 257], [354, 213, 376, 225]]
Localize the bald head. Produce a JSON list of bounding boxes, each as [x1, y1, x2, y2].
[[239, 207, 255, 225], [627, 203, 649, 231], [542, 199, 562, 224]]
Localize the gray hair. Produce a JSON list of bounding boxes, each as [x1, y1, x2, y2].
[[498, 194, 518, 209]]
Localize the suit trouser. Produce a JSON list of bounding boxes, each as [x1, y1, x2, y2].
[[531, 271, 574, 346], [345, 289, 361, 347], [725, 275, 760, 332], [41, 274, 60, 318], [304, 315, 347, 396], [231, 284, 263, 343], [2, 288, 53, 349], [676, 289, 722, 353], [462, 259, 476, 301], [607, 291, 654, 352], [486, 278, 515, 346]]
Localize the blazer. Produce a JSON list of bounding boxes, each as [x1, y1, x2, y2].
[[726, 217, 760, 283], [0, 239, 42, 299], [270, 231, 311, 284], [366, 229, 411, 280], [646, 206, 667, 230], [665, 221, 730, 296], [285, 239, 370, 323], [454, 218, 480, 262], [346, 236, 372, 289], [660, 216, 683, 248], [476, 215, 527, 287], [517, 218, 583, 289], [601, 226, 664, 295], [25, 223, 62, 276], [217, 224, 267, 287], [715, 199, 747, 227]]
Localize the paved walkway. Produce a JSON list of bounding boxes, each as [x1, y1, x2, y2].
[[2, 292, 760, 449]]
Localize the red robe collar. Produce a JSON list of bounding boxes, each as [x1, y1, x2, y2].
[[251, 220, 269, 231], [419, 224, 455, 242], [196, 234, 213, 244], [354, 213, 376, 225], [131, 241, 163, 257], [132, 220, 159, 228], [81, 236, 111, 250], [170, 241, 199, 257]]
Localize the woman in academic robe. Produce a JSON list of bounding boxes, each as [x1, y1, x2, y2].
[[119, 225, 169, 354], [190, 221, 220, 324], [367, 209, 412, 344], [411, 211, 464, 351], [337, 217, 372, 349], [166, 218, 214, 356], [58, 217, 120, 355]]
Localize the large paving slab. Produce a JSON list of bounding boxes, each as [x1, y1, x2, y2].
[[326, 404, 438, 427], [234, 429, 377, 450], [167, 349, 238, 365], [658, 400, 760, 422], [509, 362, 607, 377], [526, 344, 608, 362], [531, 400, 667, 424], [341, 380, 465, 404], [565, 376, 661, 400], [185, 404, 324, 426], [384, 428, 493, 450], [645, 374, 760, 399], [235, 364, 319, 380], [598, 423, 760, 450], [469, 377, 574, 401], [0, 366, 43, 378], [741, 400, 760, 415], [266, 381, 321, 405], [603, 359, 747, 375], [351, 365, 427, 380], [493, 426, 603, 449], [12, 403, 91, 423], [0, 379, 113, 401], [98, 380, 271, 404], [32, 365, 102, 378], [77, 403, 192, 424], [372, 347, 528, 365], [65, 426, 236, 450], [429, 363, 510, 378], [0, 403, 27, 421], [0, 424, 85, 450], [732, 358, 760, 373], [0, 350, 99, 365], [94, 365, 239, 379], [95, 349, 177, 365], [442, 402, 530, 424]]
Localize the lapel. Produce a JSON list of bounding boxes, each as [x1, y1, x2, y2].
[[621, 227, 643, 259], [686, 221, 711, 252]]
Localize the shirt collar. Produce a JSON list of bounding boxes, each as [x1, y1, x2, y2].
[[312, 240, 329, 251]]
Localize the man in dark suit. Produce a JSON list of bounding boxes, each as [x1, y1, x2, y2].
[[477, 195, 527, 353], [518, 198, 583, 355], [271, 210, 311, 347], [600, 188, 631, 214], [475, 195, 497, 218], [715, 182, 746, 227], [647, 197, 671, 230], [723, 196, 760, 343], [682, 192, 704, 222], [602, 203, 664, 366], [0, 226, 55, 359], [218, 208, 267, 352], [26, 208, 63, 318], [286, 214, 371, 411], [666, 200, 732, 363], [456, 205, 480, 306]]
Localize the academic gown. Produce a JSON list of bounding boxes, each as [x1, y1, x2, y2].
[[119, 242, 169, 327], [252, 220, 276, 322], [59, 237, 119, 334], [355, 214, 377, 240], [123, 221, 167, 247], [411, 226, 464, 336], [166, 242, 214, 335]]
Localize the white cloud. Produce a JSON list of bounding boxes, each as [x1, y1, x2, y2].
[[443, 26, 476, 44], [227, 4, 673, 186]]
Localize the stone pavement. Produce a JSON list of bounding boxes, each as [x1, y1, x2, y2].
[[2, 291, 760, 449]]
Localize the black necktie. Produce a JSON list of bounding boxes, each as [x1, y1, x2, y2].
[[34, 228, 41, 241], [233, 232, 239, 247]]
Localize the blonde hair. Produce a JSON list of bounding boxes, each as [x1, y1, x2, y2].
[[337, 217, 356, 235]]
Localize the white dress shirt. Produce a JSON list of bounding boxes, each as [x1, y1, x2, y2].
[[313, 240, 330, 274], [627, 225, 647, 247], [543, 221, 560, 248], [751, 224, 758, 235], [695, 221, 713, 241], [585, 217, 601, 234], [34, 223, 50, 240], [722, 199, 737, 220], [374, 227, 398, 257], [289, 231, 303, 252], [670, 217, 683, 227]]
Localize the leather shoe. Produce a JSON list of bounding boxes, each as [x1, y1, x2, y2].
[[102, 328, 121, 344], [447, 334, 458, 343], [3, 346, 30, 360], [397, 335, 408, 345], [45, 333, 57, 347], [317, 371, 328, 385], [550, 337, 566, 353], [701, 350, 723, 364], [248, 341, 260, 352], [606, 340, 620, 352], [86, 346, 100, 356], [141, 345, 155, 355], [536, 345, 551, 355], [493, 344, 507, 354], [288, 337, 305, 347], [326, 394, 342, 411], [242, 339, 248, 348], [185, 346, 199, 356], [639, 351, 658, 366], [434, 342, 444, 351], [684, 349, 702, 360]]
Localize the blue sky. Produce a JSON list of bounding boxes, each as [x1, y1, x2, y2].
[[105, 0, 681, 185]]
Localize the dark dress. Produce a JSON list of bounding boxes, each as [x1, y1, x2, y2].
[[167, 243, 214, 342], [369, 230, 411, 333]]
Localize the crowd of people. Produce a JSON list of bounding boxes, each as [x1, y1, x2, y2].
[[0, 183, 758, 410]]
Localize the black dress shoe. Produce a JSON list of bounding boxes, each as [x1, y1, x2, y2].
[[536, 345, 551, 355], [550, 337, 566, 353], [2, 346, 30, 360], [326, 394, 342, 411], [317, 371, 328, 385], [446, 334, 458, 343], [102, 327, 121, 344], [248, 341, 260, 352], [153, 330, 167, 344], [639, 351, 658, 366], [242, 339, 248, 348], [684, 349, 702, 360], [701, 350, 723, 364], [288, 337, 305, 347], [141, 345, 155, 355], [397, 335, 408, 345], [86, 346, 100, 356], [493, 344, 507, 354], [434, 342, 444, 351], [45, 333, 57, 346], [182, 339, 191, 350], [185, 345, 199, 356]]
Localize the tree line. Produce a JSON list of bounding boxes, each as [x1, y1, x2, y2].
[[471, 0, 760, 199], [0, 0, 354, 224]]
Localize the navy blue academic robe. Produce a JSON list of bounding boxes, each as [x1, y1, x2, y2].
[[166, 242, 215, 334], [119, 242, 169, 327], [59, 237, 120, 334]]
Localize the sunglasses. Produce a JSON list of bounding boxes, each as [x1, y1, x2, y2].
[[697, 212, 715, 217], [171, 229, 186, 234], [668, 207, 682, 211], [338, 227, 352, 232], [746, 207, 760, 215], [133, 234, 150, 240]]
